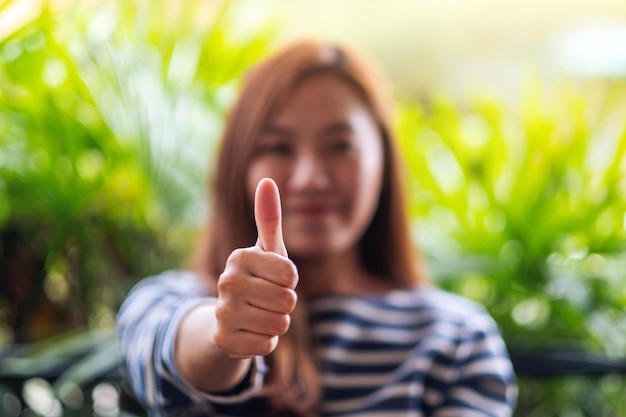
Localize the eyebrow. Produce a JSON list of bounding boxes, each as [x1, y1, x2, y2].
[[321, 121, 354, 136], [262, 125, 295, 137], [262, 120, 354, 138]]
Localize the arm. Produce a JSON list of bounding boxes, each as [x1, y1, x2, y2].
[[116, 272, 272, 411], [116, 272, 229, 410], [176, 178, 297, 393], [117, 179, 297, 411], [432, 315, 518, 417], [174, 242, 297, 392], [175, 302, 251, 392]]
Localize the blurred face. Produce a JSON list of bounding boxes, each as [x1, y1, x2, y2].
[[247, 73, 384, 259]]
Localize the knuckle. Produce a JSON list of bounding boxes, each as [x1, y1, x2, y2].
[[259, 336, 279, 356], [214, 304, 237, 332], [217, 271, 246, 296], [274, 314, 291, 336], [212, 327, 230, 351], [216, 273, 235, 293], [276, 288, 297, 313], [214, 301, 227, 322], [285, 289, 298, 311], [227, 248, 247, 265], [228, 247, 260, 267], [277, 259, 298, 288]]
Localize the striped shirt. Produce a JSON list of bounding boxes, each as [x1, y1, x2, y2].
[[117, 270, 517, 416]]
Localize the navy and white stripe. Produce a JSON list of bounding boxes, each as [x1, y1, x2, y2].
[[308, 291, 516, 416], [117, 271, 517, 416]]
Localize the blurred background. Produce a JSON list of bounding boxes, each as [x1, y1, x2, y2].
[[1, 0, 625, 416]]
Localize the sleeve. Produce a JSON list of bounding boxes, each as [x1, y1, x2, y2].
[[116, 272, 268, 415], [432, 312, 518, 417]]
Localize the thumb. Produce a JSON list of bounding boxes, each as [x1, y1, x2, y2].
[[255, 178, 287, 257]]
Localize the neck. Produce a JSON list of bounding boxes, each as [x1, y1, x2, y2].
[[293, 248, 393, 297]]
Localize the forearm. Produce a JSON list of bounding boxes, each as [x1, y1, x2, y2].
[[175, 302, 252, 393]]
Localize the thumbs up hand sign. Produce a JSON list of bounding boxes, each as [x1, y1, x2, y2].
[[213, 178, 298, 359], [254, 178, 288, 257]]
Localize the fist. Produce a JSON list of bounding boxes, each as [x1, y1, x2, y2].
[[213, 178, 298, 358]]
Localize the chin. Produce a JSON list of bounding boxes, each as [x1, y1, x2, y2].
[[284, 225, 355, 260], [286, 242, 338, 260], [286, 236, 355, 260], [287, 247, 332, 260]]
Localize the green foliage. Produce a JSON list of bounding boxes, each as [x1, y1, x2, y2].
[[1, 0, 625, 415], [396, 77, 626, 415], [0, 328, 144, 416], [517, 374, 626, 417], [0, 0, 275, 342]]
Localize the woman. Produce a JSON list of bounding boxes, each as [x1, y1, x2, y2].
[[117, 39, 517, 417]]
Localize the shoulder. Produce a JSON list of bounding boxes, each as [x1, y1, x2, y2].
[[117, 270, 212, 335], [411, 287, 489, 317], [385, 286, 490, 316], [309, 286, 498, 336], [118, 270, 209, 321], [387, 286, 500, 334], [127, 270, 206, 298]]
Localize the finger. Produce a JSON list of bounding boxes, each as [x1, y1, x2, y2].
[[255, 178, 287, 257], [224, 333, 279, 358], [218, 262, 297, 310], [238, 310, 291, 337], [244, 279, 297, 314], [223, 248, 298, 289], [216, 301, 291, 337], [213, 327, 279, 358]]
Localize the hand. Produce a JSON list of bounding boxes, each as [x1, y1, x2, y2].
[[213, 178, 298, 358]]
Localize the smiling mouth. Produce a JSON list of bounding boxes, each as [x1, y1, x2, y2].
[[286, 204, 336, 217]]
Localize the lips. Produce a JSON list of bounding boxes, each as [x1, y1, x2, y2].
[[285, 202, 337, 217]]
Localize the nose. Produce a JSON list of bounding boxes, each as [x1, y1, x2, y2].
[[287, 152, 330, 191]]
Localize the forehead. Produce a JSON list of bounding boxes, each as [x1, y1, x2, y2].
[[270, 73, 371, 122]]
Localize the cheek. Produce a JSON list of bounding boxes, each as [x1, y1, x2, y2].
[[361, 142, 385, 192], [247, 160, 288, 202], [359, 165, 383, 211], [334, 158, 383, 218], [354, 147, 385, 219], [246, 161, 267, 203]]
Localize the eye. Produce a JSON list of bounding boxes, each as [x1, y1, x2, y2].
[[329, 139, 355, 154], [259, 142, 293, 156]]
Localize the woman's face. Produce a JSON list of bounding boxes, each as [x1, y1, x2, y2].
[[247, 73, 384, 259]]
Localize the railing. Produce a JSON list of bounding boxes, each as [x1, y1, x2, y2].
[[2, 331, 626, 416], [511, 351, 626, 376]]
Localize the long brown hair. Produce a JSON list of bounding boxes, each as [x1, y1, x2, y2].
[[194, 39, 428, 416]]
